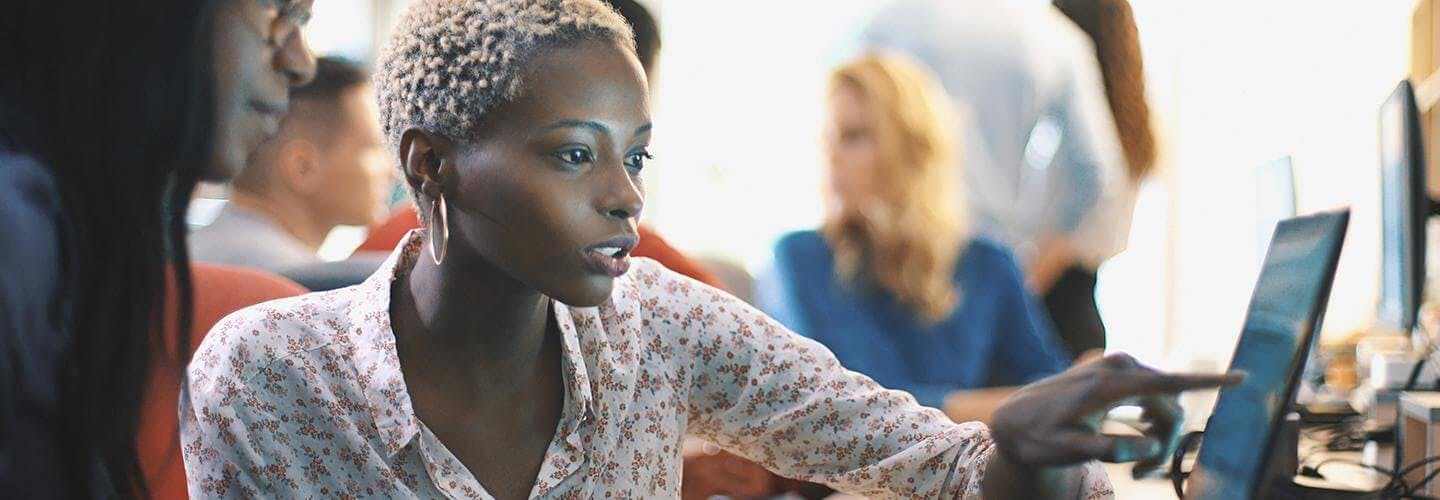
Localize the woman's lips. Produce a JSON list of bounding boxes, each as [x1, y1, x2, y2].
[[582, 248, 631, 278], [249, 99, 288, 136], [581, 235, 639, 278]]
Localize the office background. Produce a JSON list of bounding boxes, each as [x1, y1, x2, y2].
[[295, 0, 1419, 375]]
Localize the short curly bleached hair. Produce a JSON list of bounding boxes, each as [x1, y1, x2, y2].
[[375, 0, 635, 151]]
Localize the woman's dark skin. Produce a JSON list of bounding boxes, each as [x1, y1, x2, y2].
[[383, 37, 1240, 500], [389, 39, 651, 500]]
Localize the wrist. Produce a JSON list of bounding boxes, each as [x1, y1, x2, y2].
[[983, 451, 1080, 500]]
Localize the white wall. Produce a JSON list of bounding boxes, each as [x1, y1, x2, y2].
[[1124, 0, 1412, 370]]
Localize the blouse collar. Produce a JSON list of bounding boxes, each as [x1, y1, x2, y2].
[[345, 230, 598, 456]]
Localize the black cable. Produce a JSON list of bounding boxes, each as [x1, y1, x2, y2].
[[1405, 357, 1428, 392], [1170, 430, 1203, 498], [1409, 466, 1440, 497], [1392, 456, 1440, 498]]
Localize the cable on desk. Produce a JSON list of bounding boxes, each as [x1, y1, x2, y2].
[[1391, 455, 1440, 498], [1304, 458, 1405, 496], [1169, 430, 1203, 498], [1304, 454, 1440, 499]]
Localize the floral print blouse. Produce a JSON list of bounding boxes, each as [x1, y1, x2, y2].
[[181, 231, 1113, 499]]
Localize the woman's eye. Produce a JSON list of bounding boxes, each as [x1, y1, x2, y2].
[[625, 151, 654, 171], [555, 148, 594, 165]]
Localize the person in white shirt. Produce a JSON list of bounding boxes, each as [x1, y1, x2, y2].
[[860, 0, 1150, 357], [1037, 0, 1159, 358], [190, 57, 394, 274]]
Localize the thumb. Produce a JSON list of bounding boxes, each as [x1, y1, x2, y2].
[[1061, 431, 1163, 464]]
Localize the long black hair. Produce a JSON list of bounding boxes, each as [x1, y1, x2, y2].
[[0, 0, 217, 495]]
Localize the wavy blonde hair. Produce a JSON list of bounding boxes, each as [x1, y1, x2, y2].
[[822, 55, 967, 324]]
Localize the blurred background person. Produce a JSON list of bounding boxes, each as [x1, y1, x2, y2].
[[191, 56, 393, 274], [860, 0, 1126, 358], [757, 54, 1072, 425], [0, 0, 315, 496], [1035, 0, 1158, 359]]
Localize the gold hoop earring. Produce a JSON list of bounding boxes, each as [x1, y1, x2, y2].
[[430, 194, 449, 265]]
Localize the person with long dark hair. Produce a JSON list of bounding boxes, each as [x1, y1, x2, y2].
[[0, 0, 316, 496], [1030, 0, 1159, 358]]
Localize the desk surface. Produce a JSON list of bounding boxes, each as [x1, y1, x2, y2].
[[1104, 463, 1174, 498], [1106, 436, 1392, 498]]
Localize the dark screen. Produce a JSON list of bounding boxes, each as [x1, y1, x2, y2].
[[1185, 211, 1348, 500]]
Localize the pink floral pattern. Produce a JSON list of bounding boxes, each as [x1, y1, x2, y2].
[[181, 231, 1113, 498]]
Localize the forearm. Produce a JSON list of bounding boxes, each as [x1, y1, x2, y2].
[[982, 451, 1084, 500], [1027, 237, 1077, 295], [942, 387, 1016, 425]]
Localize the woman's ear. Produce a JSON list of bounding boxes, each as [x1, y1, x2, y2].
[[398, 127, 451, 199]]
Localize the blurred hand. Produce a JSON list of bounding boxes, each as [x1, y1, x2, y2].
[[681, 450, 775, 500], [989, 353, 1243, 472]]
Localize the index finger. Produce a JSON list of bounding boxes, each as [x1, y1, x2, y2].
[[1112, 370, 1246, 397]]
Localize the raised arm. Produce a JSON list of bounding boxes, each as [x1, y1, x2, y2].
[[643, 264, 1109, 498]]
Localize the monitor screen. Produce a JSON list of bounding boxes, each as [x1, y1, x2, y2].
[[1255, 157, 1297, 260], [1185, 210, 1349, 500], [1378, 80, 1426, 332]]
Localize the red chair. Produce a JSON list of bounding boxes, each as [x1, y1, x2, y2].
[[355, 205, 421, 254], [138, 264, 307, 499]]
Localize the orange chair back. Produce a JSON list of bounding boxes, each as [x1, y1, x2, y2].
[[138, 264, 307, 499], [356, 205, 420, 253]]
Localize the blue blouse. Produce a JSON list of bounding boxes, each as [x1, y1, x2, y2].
[[756, 231, 1071, 408]]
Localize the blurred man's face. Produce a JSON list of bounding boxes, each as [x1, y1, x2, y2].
[[312, 84, 394, 227]]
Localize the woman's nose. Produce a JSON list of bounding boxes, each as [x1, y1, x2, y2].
[[598, 166, 644, 221]]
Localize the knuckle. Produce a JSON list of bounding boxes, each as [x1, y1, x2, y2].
[[1105, 353, 1137, 369]]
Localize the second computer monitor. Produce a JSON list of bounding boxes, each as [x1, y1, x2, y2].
[[1378, 80, 1431, 333]]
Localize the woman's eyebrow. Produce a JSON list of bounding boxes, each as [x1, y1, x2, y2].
[[536, 121, 654, 137], [537, 119, 611, 135]]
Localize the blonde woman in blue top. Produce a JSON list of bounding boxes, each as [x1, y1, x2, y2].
[[758, 55, 1073, 424]]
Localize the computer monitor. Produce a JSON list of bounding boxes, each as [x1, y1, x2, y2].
[[1184, 210, 1350, 500], [1378, 80, 1437, 332], [1255, 156, 1297, 260]]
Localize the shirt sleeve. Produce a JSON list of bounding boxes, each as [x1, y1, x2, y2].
[[179, 312, 292, 499], [179, 381, 275, 498], [647, 266, 1112, 499], [1050, 30, 1126, 236], [180, 310, 379, 498]]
